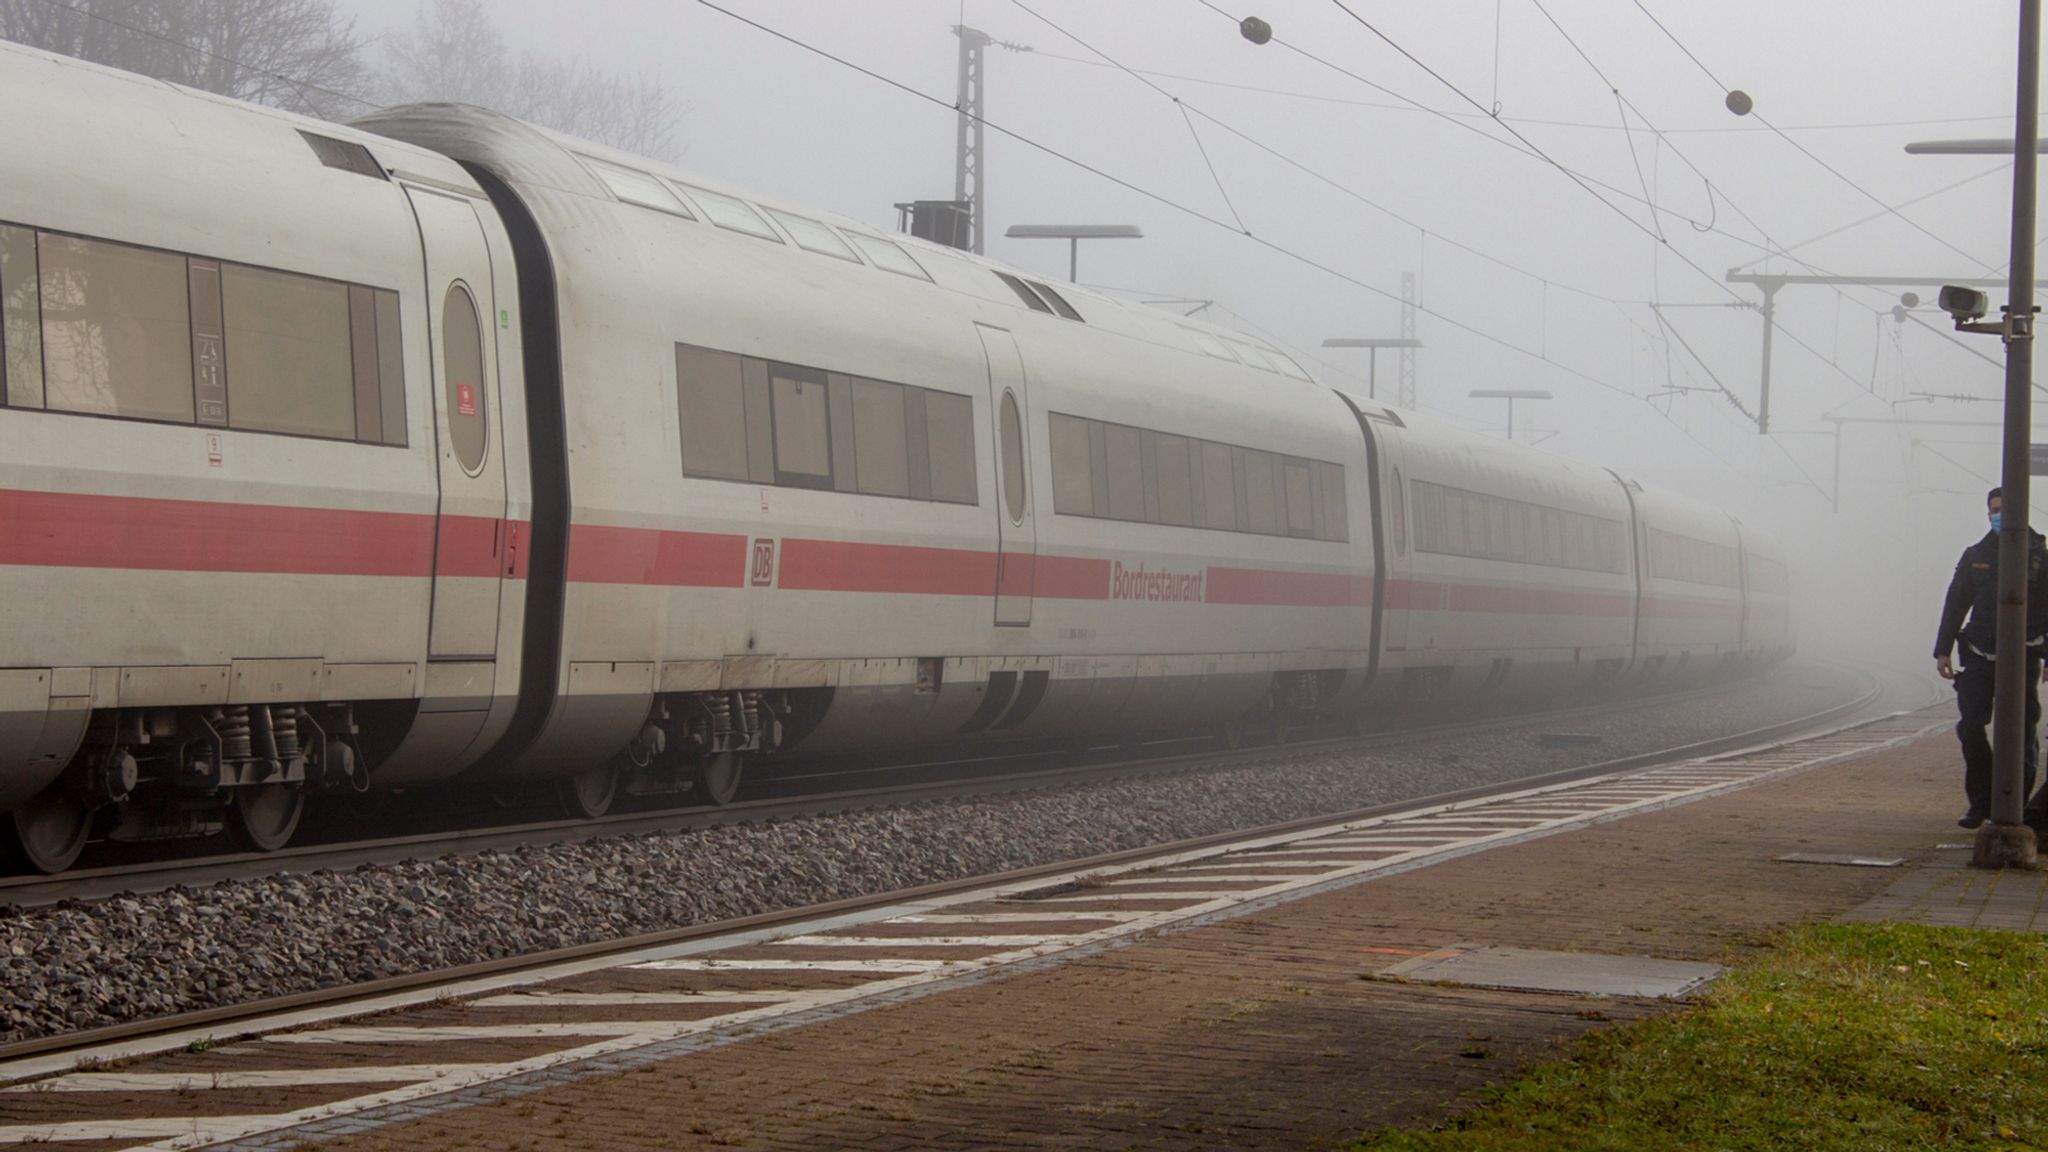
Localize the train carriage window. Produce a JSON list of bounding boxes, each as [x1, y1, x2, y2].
[[1270, 352, 1314, 382], [924, 389, 977, 504], [1200, 440, 1238, 530], [844, 233, 932, 282], [1443, 489, 1468, 554], [826, 374, 857, 492], [769, 363, 832, 488], [1050, 413, 1094, 514], [994, 271, 1053, 313], [1027, 280, 1084, 321], [374, 290, 406, 446], [851, 377, 910, 497], [297, 131, 386, 180], [1104, 422, 1144, 522], [1154, 433, 1194, 526], [1316, 461, 1349, 543], [676, 184, 782, 242], [0, 225, 43, 408], [765, 209, 860, 262], [741, 359, 774, 484], [39, 234, 194, 423], [1242, 449, 1281, 534], [1487, 500, 1510, 561], [1190, 331, 1236, 361], [349, 286, 381, 439], [579, 156, 695, 218], [222, 264, 356, 440], [1282, 457, 1314, 537], [441, 284, 488, 474], [999, 390, 1027, 524], [676, 344, 749, 481]]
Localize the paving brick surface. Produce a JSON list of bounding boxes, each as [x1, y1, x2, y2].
[[307, 731, 2026, 1152]]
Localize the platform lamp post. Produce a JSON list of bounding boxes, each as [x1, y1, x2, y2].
[[1469, 389, 1552, 441], [1913, 0, 2042, 869], [1003, 224, 1143, 281], [1322, 337, 1423, 402]]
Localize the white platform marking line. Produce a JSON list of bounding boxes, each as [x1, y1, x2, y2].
[[1020, 889, 1253, 902], [629, 958, 954, 973], [267, 1023, 663, 1043], [774, 934, 1067, 948], [471, 990, 802, 1007], [7, 1065, 493, 1092], [892, 911, 1152, 924], [1085, 874, 1328, 885]]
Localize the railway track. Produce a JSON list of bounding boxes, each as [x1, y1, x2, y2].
[[2, 666, 1853, 909], [0, 665, 1897, 1081]]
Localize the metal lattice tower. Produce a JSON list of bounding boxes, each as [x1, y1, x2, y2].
[[1397, 271, 1419, 409], [953, 26, 989, 255]]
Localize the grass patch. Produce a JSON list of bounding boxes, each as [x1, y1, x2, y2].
[[1349, 923, 2048, 1151]]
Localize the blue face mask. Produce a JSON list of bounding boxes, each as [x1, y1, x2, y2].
[[1991, 512, 2004, 533]]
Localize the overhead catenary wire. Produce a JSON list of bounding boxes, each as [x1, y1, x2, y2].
[[1627, 0, 2000, 275], [1024, 48, 2005, 135], [689, 0, 1652, 408]]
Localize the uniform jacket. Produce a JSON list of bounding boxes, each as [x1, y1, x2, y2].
[[1934, 527, 2048, 660]]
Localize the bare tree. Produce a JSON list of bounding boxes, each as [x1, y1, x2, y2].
[[381, 0, 681, 159], [0, 0, 372, 120]]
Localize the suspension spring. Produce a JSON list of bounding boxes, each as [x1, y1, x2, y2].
[[706, 693, 732, 737], [212, 705, 253, 760], [271, 704, 302, 761]]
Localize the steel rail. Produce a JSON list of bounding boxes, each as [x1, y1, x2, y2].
[[0, 670, 1886, 1069]]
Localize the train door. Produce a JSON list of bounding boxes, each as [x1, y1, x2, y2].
[[407, 186, 509, 660], [977, 325, 1036, 626]]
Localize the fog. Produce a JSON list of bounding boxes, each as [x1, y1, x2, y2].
[[343, 0, 2033, 672]]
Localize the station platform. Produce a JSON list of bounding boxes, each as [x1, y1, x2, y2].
[[248, 716, 2039, 1152]]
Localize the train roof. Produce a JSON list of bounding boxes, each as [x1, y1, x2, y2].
[[350, 103, 1329, 393]]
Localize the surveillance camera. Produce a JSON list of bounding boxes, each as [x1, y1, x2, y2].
[[1939, 284, 1989, 323]]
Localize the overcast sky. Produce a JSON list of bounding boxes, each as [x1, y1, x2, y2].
[[342, 0, 2038, 660]]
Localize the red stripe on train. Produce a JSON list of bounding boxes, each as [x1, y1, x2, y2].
[[564, 523, 748, 587], [1386, 579, 1634, 616], [0, 487, 437, 576], [1206, 566, 1372, 607]]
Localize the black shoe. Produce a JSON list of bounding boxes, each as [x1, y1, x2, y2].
[[1959, 810, 1988, 829]]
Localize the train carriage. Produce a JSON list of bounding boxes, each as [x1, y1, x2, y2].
[[0, 46, 536, 869], [1625, 482, 1748, 680], [1360, 408, 1639, 704]]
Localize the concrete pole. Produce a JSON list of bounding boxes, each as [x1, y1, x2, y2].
[[1976, 0, 2041, 869]]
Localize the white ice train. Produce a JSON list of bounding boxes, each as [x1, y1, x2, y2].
[[0, 43, 1792, 872]]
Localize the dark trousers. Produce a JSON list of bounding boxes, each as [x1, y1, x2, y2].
[[1953, 652, 2044, 818]]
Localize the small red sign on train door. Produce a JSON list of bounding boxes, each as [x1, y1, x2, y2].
[[456, 382, 477, 417], [750, 539, 776, 587]]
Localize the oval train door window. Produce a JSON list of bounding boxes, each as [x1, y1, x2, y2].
[[999, 389, 1026, 524], [443, 284, 487, 475]]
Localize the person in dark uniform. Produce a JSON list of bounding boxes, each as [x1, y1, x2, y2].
[[1933, 487, 2048, 828]]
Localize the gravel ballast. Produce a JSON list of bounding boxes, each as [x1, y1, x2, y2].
[[0, 661, 1903, 1044]]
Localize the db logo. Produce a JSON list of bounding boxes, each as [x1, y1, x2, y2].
[[750, 538, 776, 587]]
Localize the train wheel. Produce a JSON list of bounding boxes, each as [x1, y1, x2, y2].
[[689, 752, 743, 807], [1, 788, 91, 874], [226, 783, 304, 853], [559, 764, 618, 820]]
